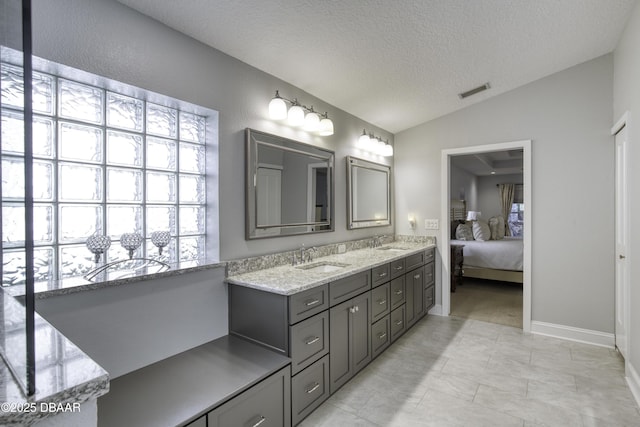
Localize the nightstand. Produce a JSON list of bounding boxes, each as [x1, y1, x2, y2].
[[450, 244, 464, 292]]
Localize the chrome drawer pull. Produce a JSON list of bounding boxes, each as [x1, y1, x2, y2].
[[414, 274, 421, 279], [378, 299, 387, 305], [378, 332, 387, 340], [394, 290, 403, 295], [395, 320, 403, 326], [305, 299, 320, 307], [306, 382, 321, 394], [378, 272, 387, 278], [252, 416, 266, 427], [394, 266, 403, 270], [305, 336, 320, 345]]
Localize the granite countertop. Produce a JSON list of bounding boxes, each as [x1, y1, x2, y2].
[[4, 257, 226, 300], [226, 241, 435, 295], [0, 289, 109, 426]]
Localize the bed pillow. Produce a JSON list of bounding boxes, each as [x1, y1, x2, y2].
[[472, 220, 491, 241], [455, 223, 474, 241], [488, 216, 506, 240]]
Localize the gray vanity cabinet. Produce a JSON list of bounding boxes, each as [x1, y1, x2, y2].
[[390, 304, 406, 342], [185, 416, 206, 427], [371, 315, 391, 359], [371, 282, 390, 323], [208, 366, 291, 427], [424, 261, 435, 312], [390, 276, 405, 310], [291, 354, 330, 425], [329, 291, 372, 394]]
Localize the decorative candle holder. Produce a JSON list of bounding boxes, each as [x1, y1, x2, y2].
[[151, 231, 171, 256], [120, 232, 143, 260], [86, 233, 111, 263]]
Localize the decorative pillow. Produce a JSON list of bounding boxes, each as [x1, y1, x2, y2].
[[450, 220, 465, 239], [455, 223, 474, 241], [488, 216, 505, 240], [472, 220, 491, 241]]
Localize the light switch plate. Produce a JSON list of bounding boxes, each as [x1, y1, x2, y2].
[[424, 219, 439, 230]]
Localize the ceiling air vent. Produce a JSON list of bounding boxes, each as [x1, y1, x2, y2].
[[458, 83, 491, 99]]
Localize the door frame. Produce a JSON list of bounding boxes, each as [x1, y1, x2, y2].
[[611, 111, 630, 359], [440, 140, 532, 333]]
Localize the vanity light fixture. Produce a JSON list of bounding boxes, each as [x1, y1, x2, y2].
[[357, 129, 393, 157], [268, 90, 334, 136], [408, 214, 417, 230]]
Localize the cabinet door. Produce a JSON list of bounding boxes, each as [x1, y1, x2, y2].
[[351, 292, 372, 375], [208, 366, 291, 427], [412, 266, 425, 323], [405, 266, 424, 327], [329, 292, 371, 394]]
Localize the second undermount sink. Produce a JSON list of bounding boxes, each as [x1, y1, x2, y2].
[[296, 261, 351, 273], [377, 246, 411, 252]]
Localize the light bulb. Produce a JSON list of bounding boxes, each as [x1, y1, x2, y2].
[[304, 110, 320, 131], [288, 104, 305, 127], [382, 142, 394, 157], [268, 91, 287, 120], [357, 130, 370, 149], [318, 116, 334, 136]]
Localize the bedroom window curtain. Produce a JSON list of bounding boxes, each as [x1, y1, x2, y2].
[[499, 184, 515, 236]]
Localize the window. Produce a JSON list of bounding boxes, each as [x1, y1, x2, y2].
[[509, 203, 524, 237], [1, 60, 216, 286]]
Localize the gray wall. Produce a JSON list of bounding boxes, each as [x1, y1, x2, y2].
[[395, 54, 614, 333], [28, 0, 394, 378], [613, 0, 640, 386], [35, 267, 227, 379], [477, 173, 523, 220], [31, 0, 394, 263], [450, 164, 478, 211]]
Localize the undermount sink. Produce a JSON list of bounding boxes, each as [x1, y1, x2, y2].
[[295, 261, 350, 273], [377, 246, 411, 252]]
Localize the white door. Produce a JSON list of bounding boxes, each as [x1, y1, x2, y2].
[[614, 125, 629, 359], [256, 166, 282, 237]]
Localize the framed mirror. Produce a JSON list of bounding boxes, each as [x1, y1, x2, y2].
[[347, 156, 392, 229], [246, 129, 334, 239]]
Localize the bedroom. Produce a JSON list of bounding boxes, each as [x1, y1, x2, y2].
[[449, 151, 524, 328]]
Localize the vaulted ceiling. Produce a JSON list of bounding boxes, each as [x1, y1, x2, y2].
[[118, 0, 637, 133]]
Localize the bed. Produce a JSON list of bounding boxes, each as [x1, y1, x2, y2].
[[449, 200, 523, 284]]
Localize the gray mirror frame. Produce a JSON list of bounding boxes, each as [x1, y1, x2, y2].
[[246, 128, 335, 239], [347, 156, 392, 229]]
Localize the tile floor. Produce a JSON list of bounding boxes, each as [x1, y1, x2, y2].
[[450, 279, 523, 328], [299, 315, 640, 426]]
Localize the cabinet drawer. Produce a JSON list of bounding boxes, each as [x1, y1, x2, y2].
[[291, 355, 330, 426], [290, 311, 329, 375], [424, 247, 435, 265], [390, 258, 406, 279], [390, 305, 406, 342], [289, 284, 329, 324], [371, 283, 390, 323], [329, 271, 371, 306], [424, 285, 435, 312], [371, 263, 390, 287], [405, 252, 425, 271], [371, 315, 390, 359], [208, 366, 291, 427], [424, 262, 435, 287], [390, 276, 405, 310]]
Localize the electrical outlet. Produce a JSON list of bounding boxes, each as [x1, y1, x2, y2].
[[424, 219, 439, 230]]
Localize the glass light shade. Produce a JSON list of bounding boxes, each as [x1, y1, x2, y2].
[[287, 105, 305, 127], [357, 132, 370, 149], [120, 232, 143, 259], [268, 96, 287, 120], [304, 111, 320, 131], [382, 143, 394, 157], [318, 117, 334, 136], [86, 233, 111, 263]]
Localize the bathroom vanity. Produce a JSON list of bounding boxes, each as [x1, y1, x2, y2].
[[226, 242, 436, 425]]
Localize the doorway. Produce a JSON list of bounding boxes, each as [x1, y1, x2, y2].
[[440, 140, 532, 333]]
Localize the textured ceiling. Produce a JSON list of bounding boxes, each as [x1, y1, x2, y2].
[[117, 0, 636, 133]]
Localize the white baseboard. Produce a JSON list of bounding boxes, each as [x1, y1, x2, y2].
[[530, 321, 615, 348], [626, 362, 640, 408], [428, 304, 443, 316]]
